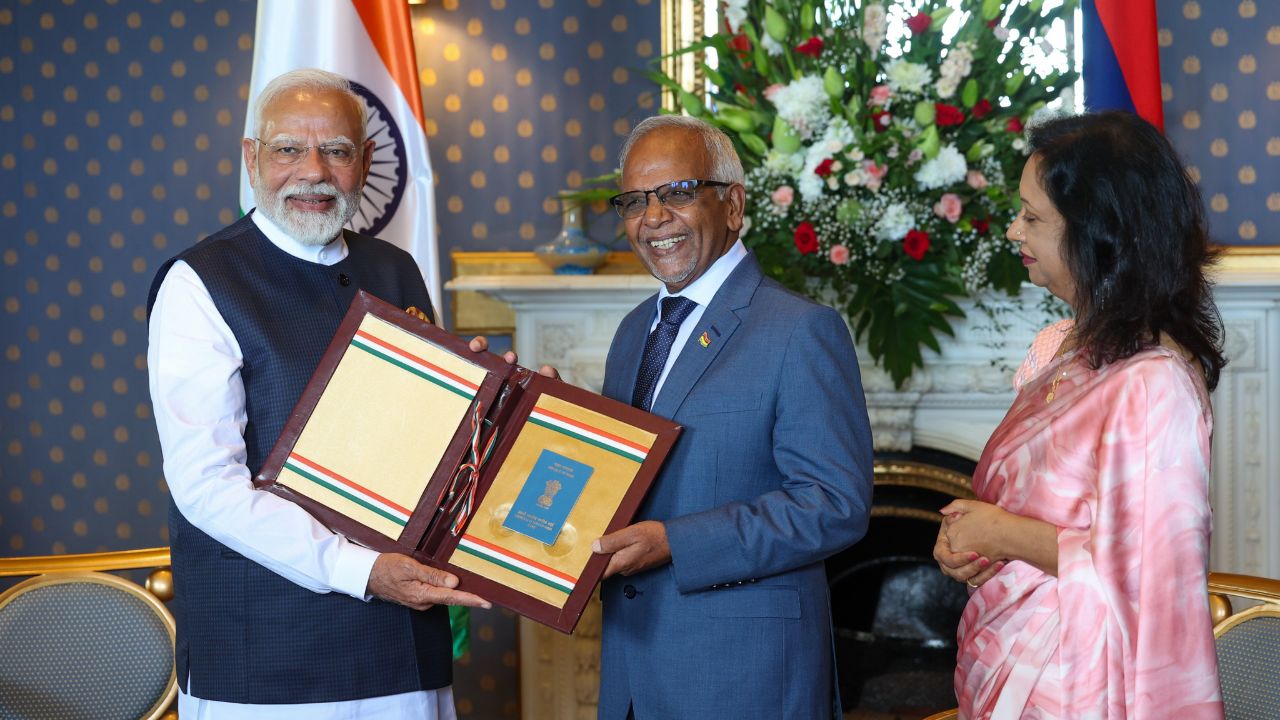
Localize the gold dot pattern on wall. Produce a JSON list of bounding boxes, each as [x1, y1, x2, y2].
[[1160, 0, 1280, 243], [1, 3, 255, 554]]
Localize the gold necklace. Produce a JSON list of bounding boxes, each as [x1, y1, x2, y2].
[[1045, 368, 1067, 404]]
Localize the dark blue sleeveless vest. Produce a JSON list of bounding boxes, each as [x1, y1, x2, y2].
[[147, 214, 451, 704]]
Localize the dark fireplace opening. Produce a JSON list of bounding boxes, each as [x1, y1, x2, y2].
[[829, 449, 977, 718]]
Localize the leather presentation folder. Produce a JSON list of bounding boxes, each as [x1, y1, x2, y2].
[[254, 290, 681, 633]]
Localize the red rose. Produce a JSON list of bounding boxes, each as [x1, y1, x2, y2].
[[986, 19, 999, 29], [903, 229, 930, 260], [935, 103, 965, 127], [906, 12, 933, 35], [971, 218, 990, 235], [794, 36, 824, 58], [814, 158, 835, 177], [1007, 116, 1025, 133], [971, 99, 993, 120], [794, 222, 819, 255], [870, 109, 892, 133], [729, 33, 751, 53]]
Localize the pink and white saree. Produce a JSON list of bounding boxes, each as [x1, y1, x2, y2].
[[956, 346, 1224, 719]]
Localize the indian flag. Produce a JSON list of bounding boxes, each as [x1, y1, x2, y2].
[[239, 0, 441, 314]]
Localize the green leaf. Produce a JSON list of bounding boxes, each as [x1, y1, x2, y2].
[[823, 65, 845, 99], [1005, 70, 1025, 95], [917, 125, 941, 158], [929, 7, 955, 30], [982, 0, 1003, 21], [764, 6, 789, 43], [800, 2, 815, 33], [701, 62, 726, 89], [914, 101, 936, 127], [740, 132, 768, 157], [679, 90, 706, 117], [716, 105, 757, 133], [961, 79, 979, 108], [772, 116, 802, 153]]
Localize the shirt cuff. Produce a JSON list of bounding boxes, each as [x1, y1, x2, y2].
[[331, 541, 381, 601]]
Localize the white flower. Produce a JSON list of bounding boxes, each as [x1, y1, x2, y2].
[[862, 4, 887, 56], [935, 43, 974, 98], [761, 32, 785, 57], [913, 144, 968, 190], [798, 170, 825, 201], [797, 117, 855, 201], [885, 59, 932, 95], [994, 26, 1010, 41], [770, 75, 831, 140], [763, 149, 805, 176], [722, 0, 749, 33], [873, 202, 915, 242]]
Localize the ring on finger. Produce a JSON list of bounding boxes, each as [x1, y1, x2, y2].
[[966, 579, 978, 588]]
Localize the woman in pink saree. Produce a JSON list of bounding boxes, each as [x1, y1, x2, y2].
[[933, 112, 1227, 719]]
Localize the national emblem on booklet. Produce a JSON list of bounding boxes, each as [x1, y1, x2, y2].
[[254, 290, 681, 633]]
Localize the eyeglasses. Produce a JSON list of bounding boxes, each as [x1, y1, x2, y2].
[[609, 179, 732, 219], [254, 138, 360, 167]]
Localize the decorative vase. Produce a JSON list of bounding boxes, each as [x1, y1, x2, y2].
[[534, 196, 609, 274]]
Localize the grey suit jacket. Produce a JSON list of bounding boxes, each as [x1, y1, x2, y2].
[[597, 254, 874, 719]]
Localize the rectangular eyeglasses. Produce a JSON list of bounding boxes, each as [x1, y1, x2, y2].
[[254, 138, 360, 167], [609, 179, 732, 219]]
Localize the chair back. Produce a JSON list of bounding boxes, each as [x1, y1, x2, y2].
[[0, 549, 176, 720], [1209, 572, 1280, 720]]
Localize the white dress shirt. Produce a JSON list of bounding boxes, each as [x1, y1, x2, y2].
[[149, 212, 452, 719], [646, 239, 748, 405]]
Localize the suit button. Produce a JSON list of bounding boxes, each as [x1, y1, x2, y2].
[[338, 273, 351, 286], [622, 584, 637, 599]]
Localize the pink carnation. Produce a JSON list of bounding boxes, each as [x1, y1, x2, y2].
[[868, 85, 892, 107], [863, 160, 887, 179], [771, 185, 795, 208], [828, 244, 850, 265], [763, 84, 785, 101], [966, 170, 988, 190], [933, 193, 963, 223]]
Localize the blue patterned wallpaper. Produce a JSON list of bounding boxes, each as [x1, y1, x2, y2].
[[1, 2, 657, 716], [1, 0, 255, 556], [1159, 0, 1280, 245]]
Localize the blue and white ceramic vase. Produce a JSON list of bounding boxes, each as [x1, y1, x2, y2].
[[534, 198, 609, 274]]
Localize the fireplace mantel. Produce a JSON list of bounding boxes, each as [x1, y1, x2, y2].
[[448, 261, 1280, 719]]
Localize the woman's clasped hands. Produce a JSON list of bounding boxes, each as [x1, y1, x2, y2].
[[933, 499, 1009, 589]]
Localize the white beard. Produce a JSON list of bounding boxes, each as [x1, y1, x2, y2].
[[252, 178, 362, 247]]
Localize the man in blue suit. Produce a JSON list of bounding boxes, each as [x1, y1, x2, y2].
[[591, 115, 874, 718]]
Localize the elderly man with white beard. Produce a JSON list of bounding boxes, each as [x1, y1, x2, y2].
[[145, 69, 489, 719]]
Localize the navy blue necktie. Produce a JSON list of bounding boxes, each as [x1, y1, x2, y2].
[[631, 296, 697, 411]]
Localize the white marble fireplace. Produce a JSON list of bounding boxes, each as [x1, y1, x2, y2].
[[448, 262, 1280, 718]]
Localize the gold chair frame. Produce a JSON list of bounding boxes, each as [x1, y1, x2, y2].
[[0, 547, 177, 720]]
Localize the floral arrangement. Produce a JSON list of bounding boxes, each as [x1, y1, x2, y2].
[[651, 0, 1077, 387]]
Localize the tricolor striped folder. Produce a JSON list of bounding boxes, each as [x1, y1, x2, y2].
[[254, 290, 680, 633]]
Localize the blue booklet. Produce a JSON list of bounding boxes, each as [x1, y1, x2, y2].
[[503, 449, 594, 545]]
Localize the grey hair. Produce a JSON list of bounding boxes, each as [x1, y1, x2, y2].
[[252, 68, 367, 142], [618, 115, 745, 186]]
